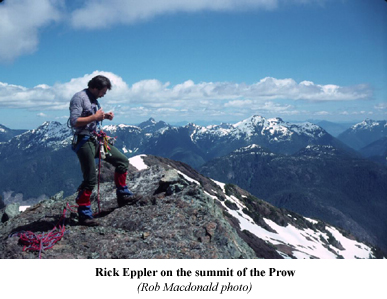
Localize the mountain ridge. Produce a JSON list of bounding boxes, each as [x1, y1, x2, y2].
[[338, 119, 387, 151], [0, 124, 27, 143], [1, 115, 356, 201], [199, 143, 387, 253]]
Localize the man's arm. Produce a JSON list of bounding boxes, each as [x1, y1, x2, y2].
[[74, 109, 105, 127]]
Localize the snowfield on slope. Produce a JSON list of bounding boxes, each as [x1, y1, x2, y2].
[[127, 154, 375, 259], [212, 180, 374, 259]]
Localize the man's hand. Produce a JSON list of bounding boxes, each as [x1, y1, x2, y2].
[[95, 109, 105, 121], [105, 111, 114, 120]]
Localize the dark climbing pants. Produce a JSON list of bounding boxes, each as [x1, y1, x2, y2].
[[76, 138, 129, 191]]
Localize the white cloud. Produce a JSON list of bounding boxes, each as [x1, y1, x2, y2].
[[224, 100, 295, 117], [70, 0, 331, 29], [251, 78, 373, 101], [0, 71, 374, 123], [114, 77, 372, 107], [70, 0, 279, 29], [314, 111, 330, 116], [339, 110, 374, 116], [0, 0, 63, 62], [0, 71, 128, 110], [224, 99, 254, 108], [374, 103, 387, 110]]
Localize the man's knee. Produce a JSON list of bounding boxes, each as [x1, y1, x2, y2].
[[110, 150, 129, 173], [81, 174, 97, 190], [116, 160, 128, 174]]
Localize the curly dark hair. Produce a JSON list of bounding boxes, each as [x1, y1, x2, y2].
[[88, 75, 112, 90]]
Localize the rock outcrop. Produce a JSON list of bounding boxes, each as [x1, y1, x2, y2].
[[0, 156, 257, 259]]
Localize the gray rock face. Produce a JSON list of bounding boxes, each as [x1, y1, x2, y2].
[[0, 156, 256, 259], [1, 203, 20, 223]]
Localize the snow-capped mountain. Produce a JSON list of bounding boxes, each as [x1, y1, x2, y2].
[[234, 116, 325, 140], [188, 115, 336, 157], [338, 119, 387, 150], [0, 122, 78, 203], [197, 116, 325, 141], [0, 121, 72, 155], [137, 117, 169, 134], [0, 115, 351, 168], [102, 115, 355, 168], [0, 115, 358, 202]]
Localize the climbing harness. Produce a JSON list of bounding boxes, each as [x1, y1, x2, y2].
[[95, 130, 115, 159], [11, 203, 77, 259]]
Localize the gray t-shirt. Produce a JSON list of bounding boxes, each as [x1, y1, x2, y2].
[[69, 89, 100, 135]]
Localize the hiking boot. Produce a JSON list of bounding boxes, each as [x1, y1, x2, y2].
[[79, 217, 99, 226], [117, 194, 142, 207]]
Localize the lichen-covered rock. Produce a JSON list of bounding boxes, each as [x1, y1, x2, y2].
[[1, 203, 20, 223], [0, 156, 257, 259]]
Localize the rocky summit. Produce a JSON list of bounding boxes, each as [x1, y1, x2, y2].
[[0, 155, 380, 259]]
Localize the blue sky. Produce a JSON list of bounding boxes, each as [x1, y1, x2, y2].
[[0, 0, 386, 129]]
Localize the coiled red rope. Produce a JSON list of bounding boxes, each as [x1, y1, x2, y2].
[[11, 203, 77, 259]]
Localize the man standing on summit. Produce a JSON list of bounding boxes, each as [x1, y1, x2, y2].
[[69, 75, 139, 225]]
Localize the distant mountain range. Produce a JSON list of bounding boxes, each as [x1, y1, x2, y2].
[[0, 116, 357, 200], [337, 119, 387, 166], [0, 124, 27, 143], [315, 120, 357, 137], [0, 116, 385, 199], [338, 119, 387, 150], [103, 115, 356, 168], [0, 116, 386, 253], [359, 137, 387, 166], [0, 122, 79, 204]]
